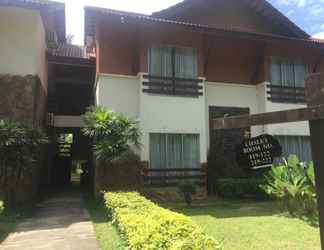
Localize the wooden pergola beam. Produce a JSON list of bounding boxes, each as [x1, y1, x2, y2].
[[212, 104, 324, 129]]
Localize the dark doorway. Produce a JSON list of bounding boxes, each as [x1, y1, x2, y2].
[[50, 130, 93, 188], [208, 106, 250, 194]]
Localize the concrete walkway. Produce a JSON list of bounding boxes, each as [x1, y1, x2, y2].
[[0, 191, 99, 250]]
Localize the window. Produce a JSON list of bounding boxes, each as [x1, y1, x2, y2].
[[270, 58, 307, 88], [149, 133, 200, 169], [144, 46, 202, 97], [275, 135, 312, 162], [268, 58, 307, 103], [148, 45, 198, 79]]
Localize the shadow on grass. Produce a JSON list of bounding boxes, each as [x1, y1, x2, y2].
[[160, 198, 283, 219], [82, 191, 125, 250]]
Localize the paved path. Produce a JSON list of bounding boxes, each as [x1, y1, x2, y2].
[[0, 191, 99, 250]]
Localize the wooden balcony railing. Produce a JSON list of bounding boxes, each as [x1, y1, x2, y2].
[[267, 84, 306, 104], [142, 74, 203, 97], [142, 167, 207, 187]]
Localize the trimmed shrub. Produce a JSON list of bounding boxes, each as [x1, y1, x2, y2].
[[177, 181, 197, 206], [0, 200, 4, 214], [215, 178, 267, 199], [104, 192, 221, 250]]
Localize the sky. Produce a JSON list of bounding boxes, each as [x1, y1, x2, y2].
[[56, 0, 324, 45]]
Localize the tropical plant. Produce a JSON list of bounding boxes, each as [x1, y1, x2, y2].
[[261, 155, 318, 221], [82, 106, 141, 161], [177, 181, 197, 206], [0, 200, 4, 215], [0, 119, 48, 207]]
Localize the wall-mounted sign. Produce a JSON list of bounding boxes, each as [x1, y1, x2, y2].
[[236, 134, 282, 170]]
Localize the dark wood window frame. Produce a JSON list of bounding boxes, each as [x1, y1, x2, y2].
[[143, 46, 203, 97], [268, 58, 307, 104]]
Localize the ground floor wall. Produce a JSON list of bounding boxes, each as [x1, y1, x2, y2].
[[96, 74, 311, 169]]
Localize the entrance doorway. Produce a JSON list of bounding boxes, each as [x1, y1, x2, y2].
[[50, 130, 93, 188]]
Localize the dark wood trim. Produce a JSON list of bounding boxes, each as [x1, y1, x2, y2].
[[144, 181, 206, 187], [267, 84, 305, 91], [213, 104, 324, 129], [143, 81, 203, 90], [144, 175, 206, 181], [143, 74, 203, 83], [144, 168, 205, 172], [143, 88, 203, 97]]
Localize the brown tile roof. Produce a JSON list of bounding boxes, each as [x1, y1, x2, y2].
[[84, 6, 324, 49], [152, 0, 309, 39], [48, 43, 87, 58], [0, 0, 66, 42]]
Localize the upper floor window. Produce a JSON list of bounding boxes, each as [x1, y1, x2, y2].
[[143, 45, 202, 97], [148, 45, 198, 79], [270, 58, 307, 88], [268, 58, 308, 103]]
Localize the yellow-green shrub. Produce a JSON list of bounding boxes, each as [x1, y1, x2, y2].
[[104, 192, 221, 250], [0, 200, 4, 214]]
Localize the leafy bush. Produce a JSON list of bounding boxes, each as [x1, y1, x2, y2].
[[104, 192, 221, 250], [0, 200, 4, 215], [82, 106, 141, 161], [215, 178, 267, 199], [0, 119, 48, 207], [261, 155, 318, 222], [177, 181, 197, 206]]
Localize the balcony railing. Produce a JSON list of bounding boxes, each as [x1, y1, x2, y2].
[[142, 167, 207, 187], [142, 74, 203, 97], [267, 84, 306, 104]]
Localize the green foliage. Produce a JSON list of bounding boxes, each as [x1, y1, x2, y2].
[[104, 192, 221, 250], [215, 178, 267, 200], [261, 155, 318, 223], [177, 181, 197, 206], [0, 119, 48, 207], [82, 106, 141, 161], [0, 201, 4, 215]]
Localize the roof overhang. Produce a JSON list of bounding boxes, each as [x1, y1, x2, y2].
[[84, 6, 324, 50], [152, 0, 309, 39], [0, 0, 66, 42]]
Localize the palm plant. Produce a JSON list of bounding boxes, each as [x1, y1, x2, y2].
[[82, 106, 141, 161]]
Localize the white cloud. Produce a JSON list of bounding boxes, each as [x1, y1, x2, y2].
[[286, 9, 296, 16], [312, 31, 324, 39], [309, 4, 324, 16], [276, 0, 308, 7]]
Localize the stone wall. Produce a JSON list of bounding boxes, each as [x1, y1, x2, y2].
[[0, 74, 46, 127], [0, 74, 47, 203]]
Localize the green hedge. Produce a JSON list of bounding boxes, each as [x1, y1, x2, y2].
[[104, 192, 221, 250], [215, 178, 267, 200], [0, 200, 4, 215]]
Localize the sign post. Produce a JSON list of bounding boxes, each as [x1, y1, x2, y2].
[[212, 73, 324, 249], [307, 73, 324, 249]]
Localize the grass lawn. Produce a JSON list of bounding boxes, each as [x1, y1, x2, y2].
[[83, 193, 124, 250], [163, 199, 321, 250]]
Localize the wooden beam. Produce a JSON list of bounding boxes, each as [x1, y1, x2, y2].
[[306, 73, 324, 250], [212, 104, 324, 129]]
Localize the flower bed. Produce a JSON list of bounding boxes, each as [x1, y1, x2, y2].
[[104, 192, 221, 250]]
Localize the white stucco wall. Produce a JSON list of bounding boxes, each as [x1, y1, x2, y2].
[[140, 75, 207, 164], [96, 74, 140, 118], [0, 7, 47, 91], [96, 75, 310, 165], [257, 82, 310, 136]]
